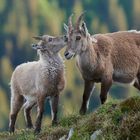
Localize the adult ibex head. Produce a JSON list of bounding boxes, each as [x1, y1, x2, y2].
[[64, 12, 97, 59]]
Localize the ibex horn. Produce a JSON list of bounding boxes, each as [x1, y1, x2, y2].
[[32, 36, 43, 40], [76, 11, 86, 29], [68, 13, 74, 32]]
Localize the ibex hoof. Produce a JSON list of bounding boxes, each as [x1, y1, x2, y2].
[[52, 120, 58, 126], [9, 127, 15, 134], [34, 128, 41, 134], [26, 124, 34, 129], [79, 108, 87, 115], [100, 98, 107, 104]]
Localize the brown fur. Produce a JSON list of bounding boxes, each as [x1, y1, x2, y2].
[[64, 16, 140, 115]]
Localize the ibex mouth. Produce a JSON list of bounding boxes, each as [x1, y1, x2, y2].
[[32, 44, 47, 50], [65, 55, 73, 60]]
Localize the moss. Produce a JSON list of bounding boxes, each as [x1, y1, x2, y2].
[[1, 96, 140, 140], [119, 112, 140, 140], [41, 127, 68, 140], [59, 114, 82, 127], [120, 96, 140, 112], [0, 130, 38, 140]]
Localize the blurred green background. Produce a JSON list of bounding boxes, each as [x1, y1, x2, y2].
[[0, 0, 140, 132]]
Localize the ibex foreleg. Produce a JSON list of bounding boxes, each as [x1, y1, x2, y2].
[[50, 94, 59, 125], [80, 80, 94, 115], [100, 76, 112, 104]]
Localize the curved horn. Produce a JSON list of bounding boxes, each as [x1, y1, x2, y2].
[[76, 11, 86, 29], [32, 36, 43, 40], [68, 13, 73, 33]]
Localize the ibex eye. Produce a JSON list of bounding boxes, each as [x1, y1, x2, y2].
[[76, 36, 81, 41], [48, 38, 52, 42]]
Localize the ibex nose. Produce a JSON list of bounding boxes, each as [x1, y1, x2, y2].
[[64, 52, 69, 57], [32, 44, 38, 49], [64, 35, 68, 42]]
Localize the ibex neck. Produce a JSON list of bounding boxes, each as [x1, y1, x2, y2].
[[76, 38, 98, 70], [79, 36, 97, 59], [39, 53, 63, 67]]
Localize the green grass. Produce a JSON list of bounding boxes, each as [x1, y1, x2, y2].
[[1, 96, 140, 140]]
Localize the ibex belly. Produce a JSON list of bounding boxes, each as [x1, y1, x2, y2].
[[112, 51, 139, 84], [80, 65, 103, 82], [113, 70, 137, 84]]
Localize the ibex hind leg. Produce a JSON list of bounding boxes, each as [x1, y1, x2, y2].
[[133, 74, 140, 91], [24, 101, 36, 129], [100, 77, 112, 104], [9, 95, 24, 133]]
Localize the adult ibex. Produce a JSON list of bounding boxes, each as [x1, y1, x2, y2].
[[64, 13, 140, 115]]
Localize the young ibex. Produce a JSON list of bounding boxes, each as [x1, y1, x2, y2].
[[9, 35, 67, 133], [64, 13, 140, 115]]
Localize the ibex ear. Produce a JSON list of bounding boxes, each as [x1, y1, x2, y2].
[[32, 36, 42, 40], [81, 22, 97, 43], [81, 22, 89, 37], [92, 37, 97, 43], [64, 23, 68, 33]]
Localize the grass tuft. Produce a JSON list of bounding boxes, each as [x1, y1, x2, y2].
[[1, 96, 140, 140]]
